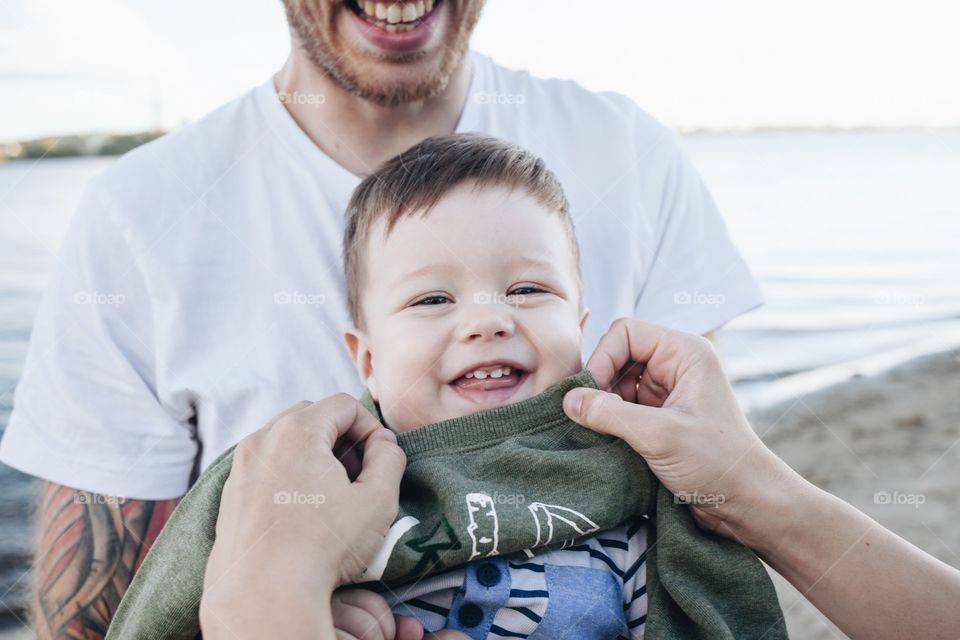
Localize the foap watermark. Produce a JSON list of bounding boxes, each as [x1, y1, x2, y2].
[[274, 290, 326, 307], [490, 491, 526, 506], [474, 291, 525, 307], [273, 490, 326, 508], [673, 290, 726, 308], [873, 490, 925, 509], [674, 491, 726, 507], [74, 492, 126, 506], [474, 91, 526, 108], [73, 290, 125, 307], [872, 291, 926, 308], [277, 90, 326, 108]]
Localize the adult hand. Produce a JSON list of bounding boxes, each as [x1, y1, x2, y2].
[[561, 318, 802, 544], [200, 394, 407, 638], [563, 319, 960, 640]]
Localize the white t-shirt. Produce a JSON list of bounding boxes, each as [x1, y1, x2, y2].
[[0, 53, 763, 499]]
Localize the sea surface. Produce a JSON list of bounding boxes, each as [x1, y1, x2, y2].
[[683, 130, 960, 408]]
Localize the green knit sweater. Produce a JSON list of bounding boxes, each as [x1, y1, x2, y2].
[[106, 370, 787, 640]]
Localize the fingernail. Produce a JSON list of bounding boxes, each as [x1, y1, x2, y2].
[[381, 427, 397, 444], [564, 389, 584, 418]]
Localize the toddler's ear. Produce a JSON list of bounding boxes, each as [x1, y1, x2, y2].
[[579, 307, 590, 336], [343, 328, 377, 399]]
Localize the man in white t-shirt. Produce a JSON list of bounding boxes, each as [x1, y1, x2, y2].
[[1, 1, 762, 637]]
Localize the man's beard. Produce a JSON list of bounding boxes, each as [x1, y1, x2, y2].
[[284, 1, 481, 107]]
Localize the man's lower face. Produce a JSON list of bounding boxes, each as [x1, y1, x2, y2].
[[285, 0, 484, 106]]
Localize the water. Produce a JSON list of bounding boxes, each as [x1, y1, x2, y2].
[[0, 131, 959, 620], [683, 129, 960, 408], [0, 157, 118, 624]]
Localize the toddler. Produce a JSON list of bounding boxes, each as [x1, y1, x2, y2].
[[340, 133, 647, 639]]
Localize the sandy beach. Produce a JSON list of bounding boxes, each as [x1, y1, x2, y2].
[[753, 349, 960, 639], [1, 349, 957, 639]]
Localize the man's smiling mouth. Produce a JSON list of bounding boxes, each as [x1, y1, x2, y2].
[[346, 0, 439, 33]]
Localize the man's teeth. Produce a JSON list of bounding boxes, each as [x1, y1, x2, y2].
[[361, 1, 433, 27], [464, 366, 513, 380]]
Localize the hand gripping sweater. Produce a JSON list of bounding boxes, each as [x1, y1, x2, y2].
[[105, 370, 788, 640]]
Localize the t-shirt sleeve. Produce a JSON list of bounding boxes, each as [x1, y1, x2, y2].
[[0, 177, 197, 500], [631, 125, 764, 334]]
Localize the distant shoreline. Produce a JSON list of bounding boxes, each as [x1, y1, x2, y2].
[[3, 125, 959, 162], [0, 130, 165, 162], [678, 124, 960, 136]]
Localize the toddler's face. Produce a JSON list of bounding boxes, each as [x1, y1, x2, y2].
[[344, 183, 589, 432]]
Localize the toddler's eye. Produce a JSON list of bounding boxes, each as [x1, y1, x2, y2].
[[413, 295, 450, 306], [508, 286, 546, 297]]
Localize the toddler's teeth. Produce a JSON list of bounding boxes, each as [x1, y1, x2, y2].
[[465, 372, 474, 379], [490, 369, 503, 378], [474, 370, 488, 379]]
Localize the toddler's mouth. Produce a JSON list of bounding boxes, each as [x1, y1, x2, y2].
[[449, 362, 531, 405]]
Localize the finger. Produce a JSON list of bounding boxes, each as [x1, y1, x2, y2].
[[332, 589, 395, 640], [356, 428, 406, 502], [394, 615, 425, 640], [330, 601, 378, 640], [326, 395, 387, 448], [613, 372, 640, 405], [585, 319, 667, 390], [614, 361, 645, 397], [426, 631, 472, 639], [563, 387, 670, 458], [636, 368, 672, 408], [335, 436, 366, 481], [280, 394, 386, 452]]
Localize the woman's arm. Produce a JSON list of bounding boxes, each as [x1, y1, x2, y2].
[[564, 319, 960, 640], [747, 474, 960, 640]]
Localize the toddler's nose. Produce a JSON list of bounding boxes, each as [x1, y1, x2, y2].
[[459, 302, 516, 342]]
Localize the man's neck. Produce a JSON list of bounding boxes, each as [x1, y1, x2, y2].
[[273, 49, 473, 177]]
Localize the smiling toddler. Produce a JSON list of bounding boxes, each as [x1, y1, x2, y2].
[[340, 134, 648, 638]]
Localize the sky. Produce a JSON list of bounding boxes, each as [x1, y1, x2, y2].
[[1, 0, 959, 141]]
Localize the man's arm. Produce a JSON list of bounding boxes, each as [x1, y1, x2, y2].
[[29, 481, 181, 639]]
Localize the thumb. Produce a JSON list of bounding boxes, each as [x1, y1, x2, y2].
[[563, 387, 668, 458]]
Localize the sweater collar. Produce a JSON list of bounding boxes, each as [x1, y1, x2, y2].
[[359, 369, 599, 460]]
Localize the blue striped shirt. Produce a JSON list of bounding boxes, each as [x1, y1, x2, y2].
[[385, 517, 648, 639]]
